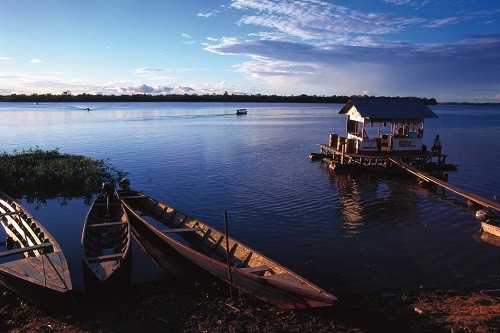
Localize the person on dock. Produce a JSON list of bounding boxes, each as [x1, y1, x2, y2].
[[432, 134, 442, 154]]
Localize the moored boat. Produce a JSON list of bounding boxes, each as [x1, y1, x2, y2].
[[117, 179, 335, 309], [481, 220, 500, 238], [236, 108, 248, 115], [0, 191, 73, 308], [82, 184, 131, 282]]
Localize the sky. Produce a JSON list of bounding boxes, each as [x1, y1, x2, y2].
[[0, 0, 499, 102]]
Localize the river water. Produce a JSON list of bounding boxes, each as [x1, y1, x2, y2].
[[0, 102, 498, 295]]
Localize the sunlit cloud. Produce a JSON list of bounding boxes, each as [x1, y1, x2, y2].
[[384, 0, 429, 7], [425, 10, 500, 28], [197, 10, 219, 18], [206, 28, 500, 98], [231, 0, 423, 42], [133, 67, 177, 81], [0, 56, 13, 61], [112, 83, 195, 95]]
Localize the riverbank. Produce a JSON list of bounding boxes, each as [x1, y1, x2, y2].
[[1, 277, 498, 332]]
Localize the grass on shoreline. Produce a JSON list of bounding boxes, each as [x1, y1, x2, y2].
[[0, 147, 126, 205]]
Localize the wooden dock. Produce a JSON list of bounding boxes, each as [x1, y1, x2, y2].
[[389, 158, 500, 212]]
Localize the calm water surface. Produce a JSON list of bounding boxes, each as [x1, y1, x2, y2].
[[0, 102, 498, 295]]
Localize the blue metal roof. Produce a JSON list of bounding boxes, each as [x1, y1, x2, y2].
[[339, 97, 438, 120]]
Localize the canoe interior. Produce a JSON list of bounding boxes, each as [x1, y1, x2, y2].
[[481, 220, 500, 238], [122, 192, 286, 274], [0, 192, 72, 301], [119, 190, 335, 308], [82, 193, 130, 282]]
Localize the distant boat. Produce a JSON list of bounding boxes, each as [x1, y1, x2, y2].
[[0, 191, 73, 308], [236, 108, 247, 115]]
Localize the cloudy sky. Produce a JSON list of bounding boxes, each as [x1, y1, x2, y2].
[[1, 0, 499, 102]]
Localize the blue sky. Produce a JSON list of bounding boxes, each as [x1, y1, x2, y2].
[[1, 0, 499, 102]]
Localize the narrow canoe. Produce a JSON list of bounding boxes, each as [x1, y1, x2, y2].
[[117, 188, 336, 309], [0, 191, 73, 308], [82, 191, 131, 282], [481, 220, 500, 238]]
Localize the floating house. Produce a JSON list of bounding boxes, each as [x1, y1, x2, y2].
[[314, 97, 456, 176], [338, 97, 437, 153]]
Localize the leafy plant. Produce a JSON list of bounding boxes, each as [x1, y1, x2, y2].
[[0, 147, 127, 206]]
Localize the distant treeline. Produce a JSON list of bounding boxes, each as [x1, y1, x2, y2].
[[438, 101, 500, 106], [0, 92, 441, 105]]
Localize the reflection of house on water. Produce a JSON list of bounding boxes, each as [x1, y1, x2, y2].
[[328, 172, 421, 236]]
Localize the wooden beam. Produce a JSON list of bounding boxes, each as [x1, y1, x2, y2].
[[0, 211, 21, 217], [87, 221, 128, 228], [0, 242, 52, 259], [86, 253, 124, 262], [239, 265, 271, 274], [161, 227, 204, 233], [390, 158, 500, 211]]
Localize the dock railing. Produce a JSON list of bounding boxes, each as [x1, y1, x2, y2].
[[389, 158, 499, 212]]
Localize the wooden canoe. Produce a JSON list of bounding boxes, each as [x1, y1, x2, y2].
[[481, 220, 500, 238], [117, 189, 336, 309], [0, 191, 73, 308], [82, 191, 131, 282]]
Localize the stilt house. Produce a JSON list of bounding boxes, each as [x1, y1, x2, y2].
[[338, 97, 438, 153]]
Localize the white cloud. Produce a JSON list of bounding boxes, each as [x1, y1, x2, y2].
[[112, 84, 195, 95], [0, 56, 13, 61], [205, 31, 500, 100], [30, 59, 42, 64], [197, 10, 219, 18], [133, 67, 177, 81], [231, 0, 423, 42], [384, 0, 429, 7]]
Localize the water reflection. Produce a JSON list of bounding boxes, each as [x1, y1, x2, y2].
[[475, 230, 500, 247], [328, 171, 421, 236]]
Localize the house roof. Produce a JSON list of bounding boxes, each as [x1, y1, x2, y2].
[[339, 97, 438, 120]]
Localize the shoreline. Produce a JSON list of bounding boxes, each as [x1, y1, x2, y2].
[[1, 277, 498, 332]]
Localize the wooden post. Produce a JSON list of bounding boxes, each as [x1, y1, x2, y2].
[[224, 210, 234, 300], [341, 144, 345, 164]]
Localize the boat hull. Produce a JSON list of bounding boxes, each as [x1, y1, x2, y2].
[[481, 221, 500, 238], [0, 192, 73, 309], [118, 190, 335, 309], [82, 193, 131, 283]]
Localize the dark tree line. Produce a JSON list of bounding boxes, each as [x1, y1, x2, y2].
[[0, 92, 438, 105]]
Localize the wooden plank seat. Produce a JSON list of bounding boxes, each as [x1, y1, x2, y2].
[[0, 242, 52, 259], [86, 253, 124, 262], [93, 202, 121, 207], [239, 265, 272, 274], [161, 227, 204, 233], [87, 221, 128, 228], [0, 211, 21, 217], [119, 195, 145, 199]]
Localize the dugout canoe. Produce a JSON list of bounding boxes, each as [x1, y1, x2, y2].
[[82, 186, 131, 282], [117, 186, 336, 309], [481, 220, 500, 238], [0, 191, 73, 308]]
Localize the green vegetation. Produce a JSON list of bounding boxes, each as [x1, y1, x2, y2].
[[0, 148, 127, 206], [0, 92, 439, 105]]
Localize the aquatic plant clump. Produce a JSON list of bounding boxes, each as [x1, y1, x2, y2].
[[0, 147, 127, 203]]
